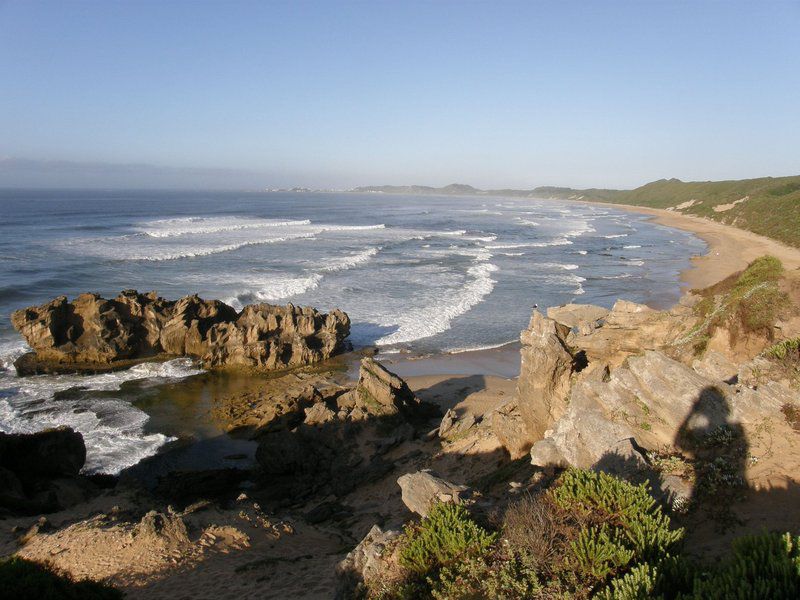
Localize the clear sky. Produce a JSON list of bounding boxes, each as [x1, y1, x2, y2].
[[0, 0, 798, 190]]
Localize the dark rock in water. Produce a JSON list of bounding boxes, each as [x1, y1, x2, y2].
[[0, 427, 94, 514], [11, 290, 351, 374], [0, 426, 86, 478]]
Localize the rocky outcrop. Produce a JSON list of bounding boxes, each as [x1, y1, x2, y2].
[[11, 290, 350, 374], [529, 349, 794, 479], [490, 400, 531, 459], [254, 359, 438, 503], [515, 311, 577, 440], [336, 358, 422, 419], [562, 299, 697, 372], [396, 470, 470, 516], [336, 525, 400, 598], [547, 303, 609, 333], [0, 427, 94, 514]]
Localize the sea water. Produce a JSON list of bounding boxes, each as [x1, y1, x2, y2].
[[0, 190, 705, 473]]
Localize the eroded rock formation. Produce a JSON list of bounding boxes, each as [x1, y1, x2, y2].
[[11, 290, 350, 374]]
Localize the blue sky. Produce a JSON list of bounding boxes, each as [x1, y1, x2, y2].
[[0, 0, 798, 189]]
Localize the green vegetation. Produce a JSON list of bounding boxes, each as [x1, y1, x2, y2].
[[398, 502, 496, 577], [602, 532, 800, 599], [0, 556, 122, 600], [378, 468, 684, 599], [372, 468, 800, 599], [586, 176, 800, 249], [685, 256, 789, 354], [765, 337, 800, 361]]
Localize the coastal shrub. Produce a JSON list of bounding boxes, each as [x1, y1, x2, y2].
[[689, 532, 800, 599], [689, 256, 789, 352], [430, 543, 542, 599], [0, 556, 122, 600], [550, 468, 683, 562], [765, 337, 800, 361], [597, 555, 695, 600], [398, 502, 496, 577]]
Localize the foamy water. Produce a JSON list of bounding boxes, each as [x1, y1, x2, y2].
[[0, 189, 706, 473]]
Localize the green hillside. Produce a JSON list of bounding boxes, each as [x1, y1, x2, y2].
[[592, 176, 800, 248]]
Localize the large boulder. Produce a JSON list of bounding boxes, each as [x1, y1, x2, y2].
[[490, 400, 532, 459], [515, 311, 576, 440], [0, 427, 92, 514], [0, 426, 86, 478], [529, 350, 791, 474], [396, 470, 470, 516], [338, 358, 421, 418], [565, 299, 696, 372], [547, 303, 609, 334], [12, 291, 350, 373]]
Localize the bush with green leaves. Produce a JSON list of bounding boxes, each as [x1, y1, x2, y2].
[[398, 501, 496, 577], [430, 542, 542, 600], [551, 468, 684, 565], [600, 532, 800, 599], [0, 556, 122, 600]]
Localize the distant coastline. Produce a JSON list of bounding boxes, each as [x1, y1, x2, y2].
[[351, 174, 800, 249]]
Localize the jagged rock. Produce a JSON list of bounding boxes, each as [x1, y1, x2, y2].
[[692, 350, 738, 382], [11, 290, 350, 374], [396, 470, 470, 516], [565, 299, 695, 372], [490, 400, 532, 459], [530, 349, 793, 478], [438, 408, 476, 440], [304, 401, 336, 426], [547, 303, 609, 334], [336, 525, 400, 598], [213, 383, 324, 432], [339, 358, 420, 418], [516, 311, 576, 439]]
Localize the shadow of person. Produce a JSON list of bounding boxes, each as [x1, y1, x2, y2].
[[675, 386, 749, 527]]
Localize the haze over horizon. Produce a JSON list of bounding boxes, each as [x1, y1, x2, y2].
[[1, 0, 798, 190]]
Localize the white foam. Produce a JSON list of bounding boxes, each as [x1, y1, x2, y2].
[[137, 216, 313, 238], [540, 263, 580, 271], [445, 339, 517, 354], [320, 247, 380, 272], [486, 237, 572, 249], [604, 234, 629, 239], [516, 218, 540, 227], [225, 273, 323, 309], [576, 250, 588, 255], [0, 357, 202, 474], [623, 245, 642, 249], [375, 262, 499, 345]]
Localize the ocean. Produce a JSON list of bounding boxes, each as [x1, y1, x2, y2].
[[0, 189, 705, 474]]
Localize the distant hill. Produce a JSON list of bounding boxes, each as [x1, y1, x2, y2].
[[352, 175, 800, 248]]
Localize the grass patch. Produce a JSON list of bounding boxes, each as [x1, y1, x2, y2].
[[683, 256, 790, 353]]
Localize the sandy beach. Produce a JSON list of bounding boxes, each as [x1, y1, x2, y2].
[[574, 200, 800, 289]]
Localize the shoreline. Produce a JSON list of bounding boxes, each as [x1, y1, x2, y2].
[[572, 199, 800, 289]]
